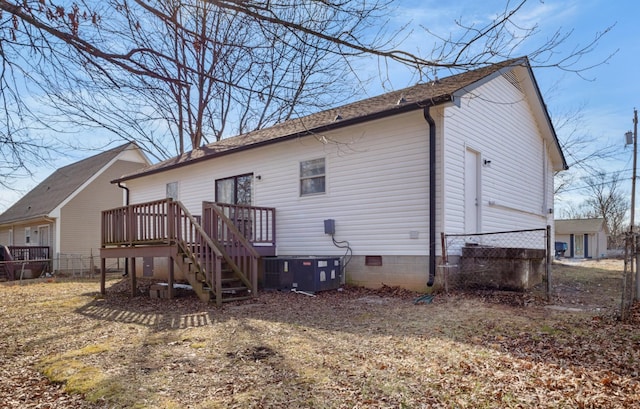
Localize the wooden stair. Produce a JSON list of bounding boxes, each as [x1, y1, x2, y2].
[[175, 241, 253, 304], [99, 199, 260, 305], [219, 275, 252, 302], [174, 245, 211, 303]]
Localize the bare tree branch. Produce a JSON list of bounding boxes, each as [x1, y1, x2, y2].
[[0, 0, 617, 188]]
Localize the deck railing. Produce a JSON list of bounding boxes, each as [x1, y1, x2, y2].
[[101, 199, 169, 245], [9, 246, 50, 260], [102, 199, 275, 249], [2, 246, 51, 280], [171, 204, 226, 303], [205, 202, 276, 246], [101, 199, 265, 303]]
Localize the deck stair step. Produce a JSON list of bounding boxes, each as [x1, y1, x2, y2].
[[220, 295, 253, 303], [221, 286, 248, 293]]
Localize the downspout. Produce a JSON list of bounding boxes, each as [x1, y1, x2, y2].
[[117, 182, 130, 276], [117, 182, 130, 205], [423, 105, 437, 287]]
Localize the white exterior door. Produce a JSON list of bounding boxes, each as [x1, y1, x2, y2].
[[465, 148, 480, 234], [38, 225, 50, 247]]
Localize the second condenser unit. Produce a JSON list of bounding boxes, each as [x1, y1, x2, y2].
[[262, 256, 342, 293]]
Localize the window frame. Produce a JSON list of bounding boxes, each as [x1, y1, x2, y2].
[[166, 181, 179, 201], [215, 173, 253, 205], [299, 157, 326, 197]]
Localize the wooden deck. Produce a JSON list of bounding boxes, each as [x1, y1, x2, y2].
[[0, 246, 51, 281], [100, 199, 276, 304]]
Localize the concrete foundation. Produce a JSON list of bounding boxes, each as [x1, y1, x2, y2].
[[453, 246, 546, 291]]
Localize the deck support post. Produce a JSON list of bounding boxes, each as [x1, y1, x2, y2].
[[168, 256, 175, 299], [215, 256, 222, 306], [100, 257, 106, 295], [130, 257, 137, 297], [251, 256, 258, 299]]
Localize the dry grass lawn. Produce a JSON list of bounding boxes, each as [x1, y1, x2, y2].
[[1, 259, 639, 408]]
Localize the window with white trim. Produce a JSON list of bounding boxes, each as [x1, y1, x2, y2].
[[300, 158, 326, 196], [24, 227, 31, 245], [166, 182, 178, 201]]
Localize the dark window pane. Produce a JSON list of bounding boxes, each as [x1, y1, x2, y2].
[[300, 158, 325, 177], [301, 177, 325, 195], [216, 174, 253, 205], [237, 175, 252, 205]]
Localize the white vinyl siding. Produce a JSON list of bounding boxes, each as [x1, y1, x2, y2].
[[0, 221, 53, 248], [128, 111, 431, 256], [124, 67, 557, 259], [59, 160, 145, 259], [442, 70, 550, 234]]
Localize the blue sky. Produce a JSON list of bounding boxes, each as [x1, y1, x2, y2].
[[1, 0, 638, 217], [371, 0, 640, 217]]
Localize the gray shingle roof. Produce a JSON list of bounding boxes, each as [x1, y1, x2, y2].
[[117, 57, 557, 182], [0, 143, 134, 225]]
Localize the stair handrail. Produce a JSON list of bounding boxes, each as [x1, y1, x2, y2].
[[169, 201, 224, 303], [202, 201, 259, 292], [172, 201, 224, 258], [202, 202, 260, 259], [175, 201, 257, 296]]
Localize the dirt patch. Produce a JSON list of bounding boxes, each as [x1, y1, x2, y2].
[[546, 259, 626, 313]]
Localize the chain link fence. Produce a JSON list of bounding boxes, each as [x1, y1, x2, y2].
[[56, 253, 96, 277], [441, 227, 551, 299], [1, 255, 125, 281]]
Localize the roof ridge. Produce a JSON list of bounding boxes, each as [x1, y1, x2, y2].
[[116, 57, 530, 182], [205, 57, 529, 148], [0, 143, 134, 224], [56, 142, 132, 172]]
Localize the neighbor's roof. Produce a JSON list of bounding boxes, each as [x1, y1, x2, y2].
[[115, 56, 566, 182], [555, 218, 608, 234], [0, 143, 135, 225]]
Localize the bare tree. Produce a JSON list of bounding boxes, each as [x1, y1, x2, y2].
[[2, 0, 392, 161], [0, 14, 61, 189], [0, 0, 616, 170], [551, 102, 619, 195], [35, 0, 366, 160], [580, 171, 628, 248]]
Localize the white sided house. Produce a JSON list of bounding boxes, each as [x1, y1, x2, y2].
[[100, 57, 567, 304], [0, 143, 149, 277], [555, 218, 609, 259]]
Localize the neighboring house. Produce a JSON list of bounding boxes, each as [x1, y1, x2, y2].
[[100, 57, 567, 302], [0, 143, 150, 273], [555, 218, 609, 259]]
